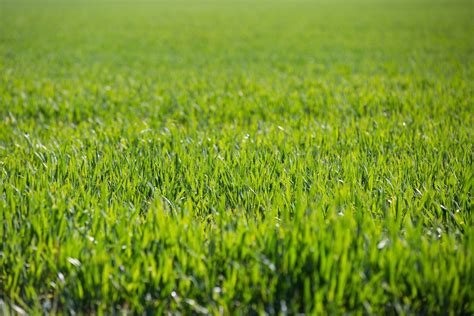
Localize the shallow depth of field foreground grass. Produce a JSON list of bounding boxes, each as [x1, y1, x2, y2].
[[0, 0, 473, 314]]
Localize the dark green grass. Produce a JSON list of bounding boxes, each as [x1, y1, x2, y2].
[[0, 0, 473, 314]]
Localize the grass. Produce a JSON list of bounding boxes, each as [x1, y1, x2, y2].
[[0, 0, 473, 314]]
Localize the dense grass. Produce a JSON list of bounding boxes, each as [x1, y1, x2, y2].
[[1, 0, 473, 314]]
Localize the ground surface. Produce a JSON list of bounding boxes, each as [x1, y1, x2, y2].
[[0, 0, 473, 314]]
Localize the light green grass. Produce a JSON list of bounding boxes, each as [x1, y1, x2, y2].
[[0, 0, 473, 314]]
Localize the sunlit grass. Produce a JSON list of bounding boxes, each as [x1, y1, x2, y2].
[[0, 0, 472, 314]]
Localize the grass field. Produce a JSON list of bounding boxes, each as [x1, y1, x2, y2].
[[1, 0, 473, 314]]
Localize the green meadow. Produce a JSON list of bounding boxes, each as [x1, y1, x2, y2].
[[0, 0, 473, 314]]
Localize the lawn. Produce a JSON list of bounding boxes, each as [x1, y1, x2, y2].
[[0, 0, 473, 314]]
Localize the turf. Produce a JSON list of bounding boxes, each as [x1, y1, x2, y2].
[[0, 0, 473, 314]]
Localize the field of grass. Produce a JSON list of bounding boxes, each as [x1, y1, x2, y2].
[[0, 0, 473, 314]]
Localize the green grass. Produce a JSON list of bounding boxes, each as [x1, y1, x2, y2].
[[0, 0, 473, 314]]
